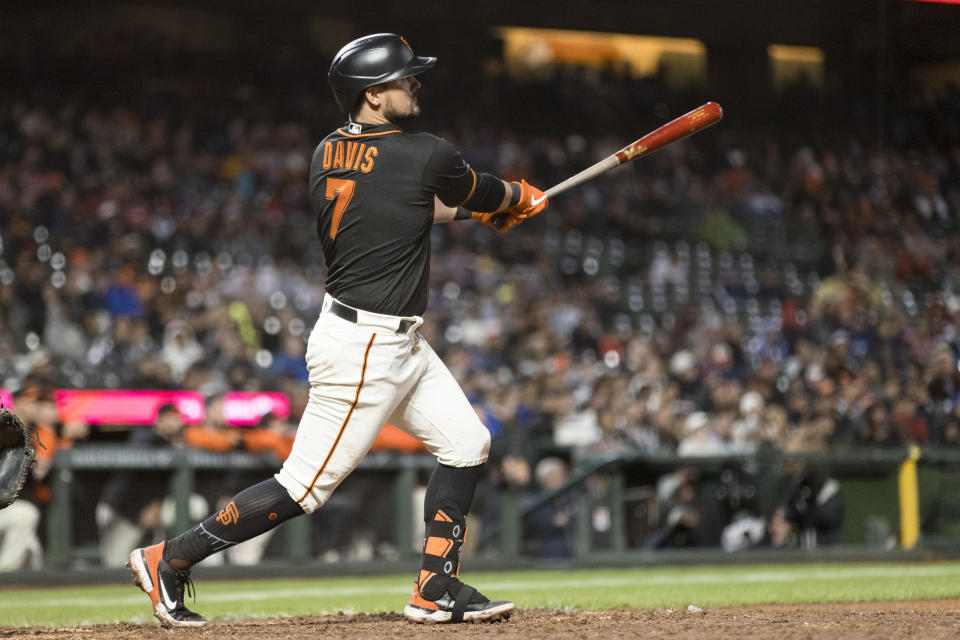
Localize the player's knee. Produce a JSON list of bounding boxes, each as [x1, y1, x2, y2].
[[478, 427, 491, 459], [444, 425, 490, 467]]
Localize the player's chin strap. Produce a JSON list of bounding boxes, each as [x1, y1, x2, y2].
[[418, 501, 473, 621]]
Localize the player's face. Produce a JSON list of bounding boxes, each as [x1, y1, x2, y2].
[[382, 75, 422, 122]]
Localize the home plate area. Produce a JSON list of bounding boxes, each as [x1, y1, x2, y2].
[[7, 601, 960, 640]]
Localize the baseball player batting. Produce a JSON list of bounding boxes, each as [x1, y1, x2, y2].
[[127, 33, 547, 627]]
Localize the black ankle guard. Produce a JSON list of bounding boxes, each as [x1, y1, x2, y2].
[[419, 501, 467, 599]]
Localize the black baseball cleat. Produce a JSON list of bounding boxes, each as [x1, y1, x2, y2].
[[404, 577, 514, 624], [127, 542, 206, 627]]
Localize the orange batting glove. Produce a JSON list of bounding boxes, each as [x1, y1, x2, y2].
[[472, 210, 523, 233], [471, 180, 549, 233], [507, 179, 549, 220]]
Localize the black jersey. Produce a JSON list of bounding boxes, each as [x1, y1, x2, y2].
[[310, 122, 484, 317]]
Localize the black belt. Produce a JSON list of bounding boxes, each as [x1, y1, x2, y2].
[[330, 300, 416, 334]]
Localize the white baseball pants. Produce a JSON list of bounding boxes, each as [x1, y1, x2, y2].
[[276, 296, 490, 513]]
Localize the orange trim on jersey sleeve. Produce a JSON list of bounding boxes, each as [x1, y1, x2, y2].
[[336, 128, 402, 138], [456, 168, 478, 206], [297, 333, 377, 503]]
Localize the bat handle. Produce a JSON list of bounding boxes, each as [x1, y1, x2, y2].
[[543, 184, 566, 198]]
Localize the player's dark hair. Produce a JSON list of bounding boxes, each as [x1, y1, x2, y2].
[[350, 90, 368, 119]]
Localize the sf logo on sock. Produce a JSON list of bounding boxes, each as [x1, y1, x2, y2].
[[216, 501, 239, 526]]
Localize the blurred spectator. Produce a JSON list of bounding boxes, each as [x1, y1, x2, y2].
[[677, 412, 726, 456], [854, 402, 904, 448], [730, 391, 765, 451], [271, 334, 308, 382], [649, 243, 685, 289], [771, 467, 844, 549], [240, 411, 296, 462], [184, 395, 241, 452], [95, 403, 205, 567], [161, 320, 205, 384], [523, 457, 573, 559], [646, 467, 725, 548]]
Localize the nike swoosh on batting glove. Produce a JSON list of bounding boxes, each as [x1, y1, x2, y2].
[[508, 179, 548, 219]]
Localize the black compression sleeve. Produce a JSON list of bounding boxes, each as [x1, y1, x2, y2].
[[461, 172, 507, 212], [508, 181, 521, 206]]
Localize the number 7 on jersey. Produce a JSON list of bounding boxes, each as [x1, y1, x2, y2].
[[326, 178, 356, 239]]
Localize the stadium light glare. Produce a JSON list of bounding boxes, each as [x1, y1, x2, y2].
[[496, 26, 706, 86]]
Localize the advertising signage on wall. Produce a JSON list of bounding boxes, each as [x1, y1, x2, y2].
[[0, 389, 289, 426]]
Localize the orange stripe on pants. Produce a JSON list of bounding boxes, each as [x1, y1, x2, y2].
[[297, 333, 376, 503]]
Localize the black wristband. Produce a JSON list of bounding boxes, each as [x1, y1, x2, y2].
[[454, 207, 472, 221], [508, 182, 521, 206]]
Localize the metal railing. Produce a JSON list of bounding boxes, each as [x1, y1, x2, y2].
[[486, 447, 960, 557], [47, 446, 435, 569], [43, 445, 960, 569]]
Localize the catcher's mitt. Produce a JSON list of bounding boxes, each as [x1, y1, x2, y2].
[[0, 408, 36, 510]]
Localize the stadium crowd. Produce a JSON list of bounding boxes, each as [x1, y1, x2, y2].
[[1, 38, 959, 563]]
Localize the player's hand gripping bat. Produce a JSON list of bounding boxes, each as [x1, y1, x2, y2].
[[494, 101, 723, 227]]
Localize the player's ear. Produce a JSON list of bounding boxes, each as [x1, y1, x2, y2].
[[364, 85, 384, 109]]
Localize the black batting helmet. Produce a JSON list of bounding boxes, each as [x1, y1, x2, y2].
[[328, 33, 436, 114]]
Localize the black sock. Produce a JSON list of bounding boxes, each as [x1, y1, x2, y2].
[[163, 477, 304, 568], [423, 462, 483, 519]]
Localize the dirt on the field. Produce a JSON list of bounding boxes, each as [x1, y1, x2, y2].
[[3, 600, 959, 639]]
